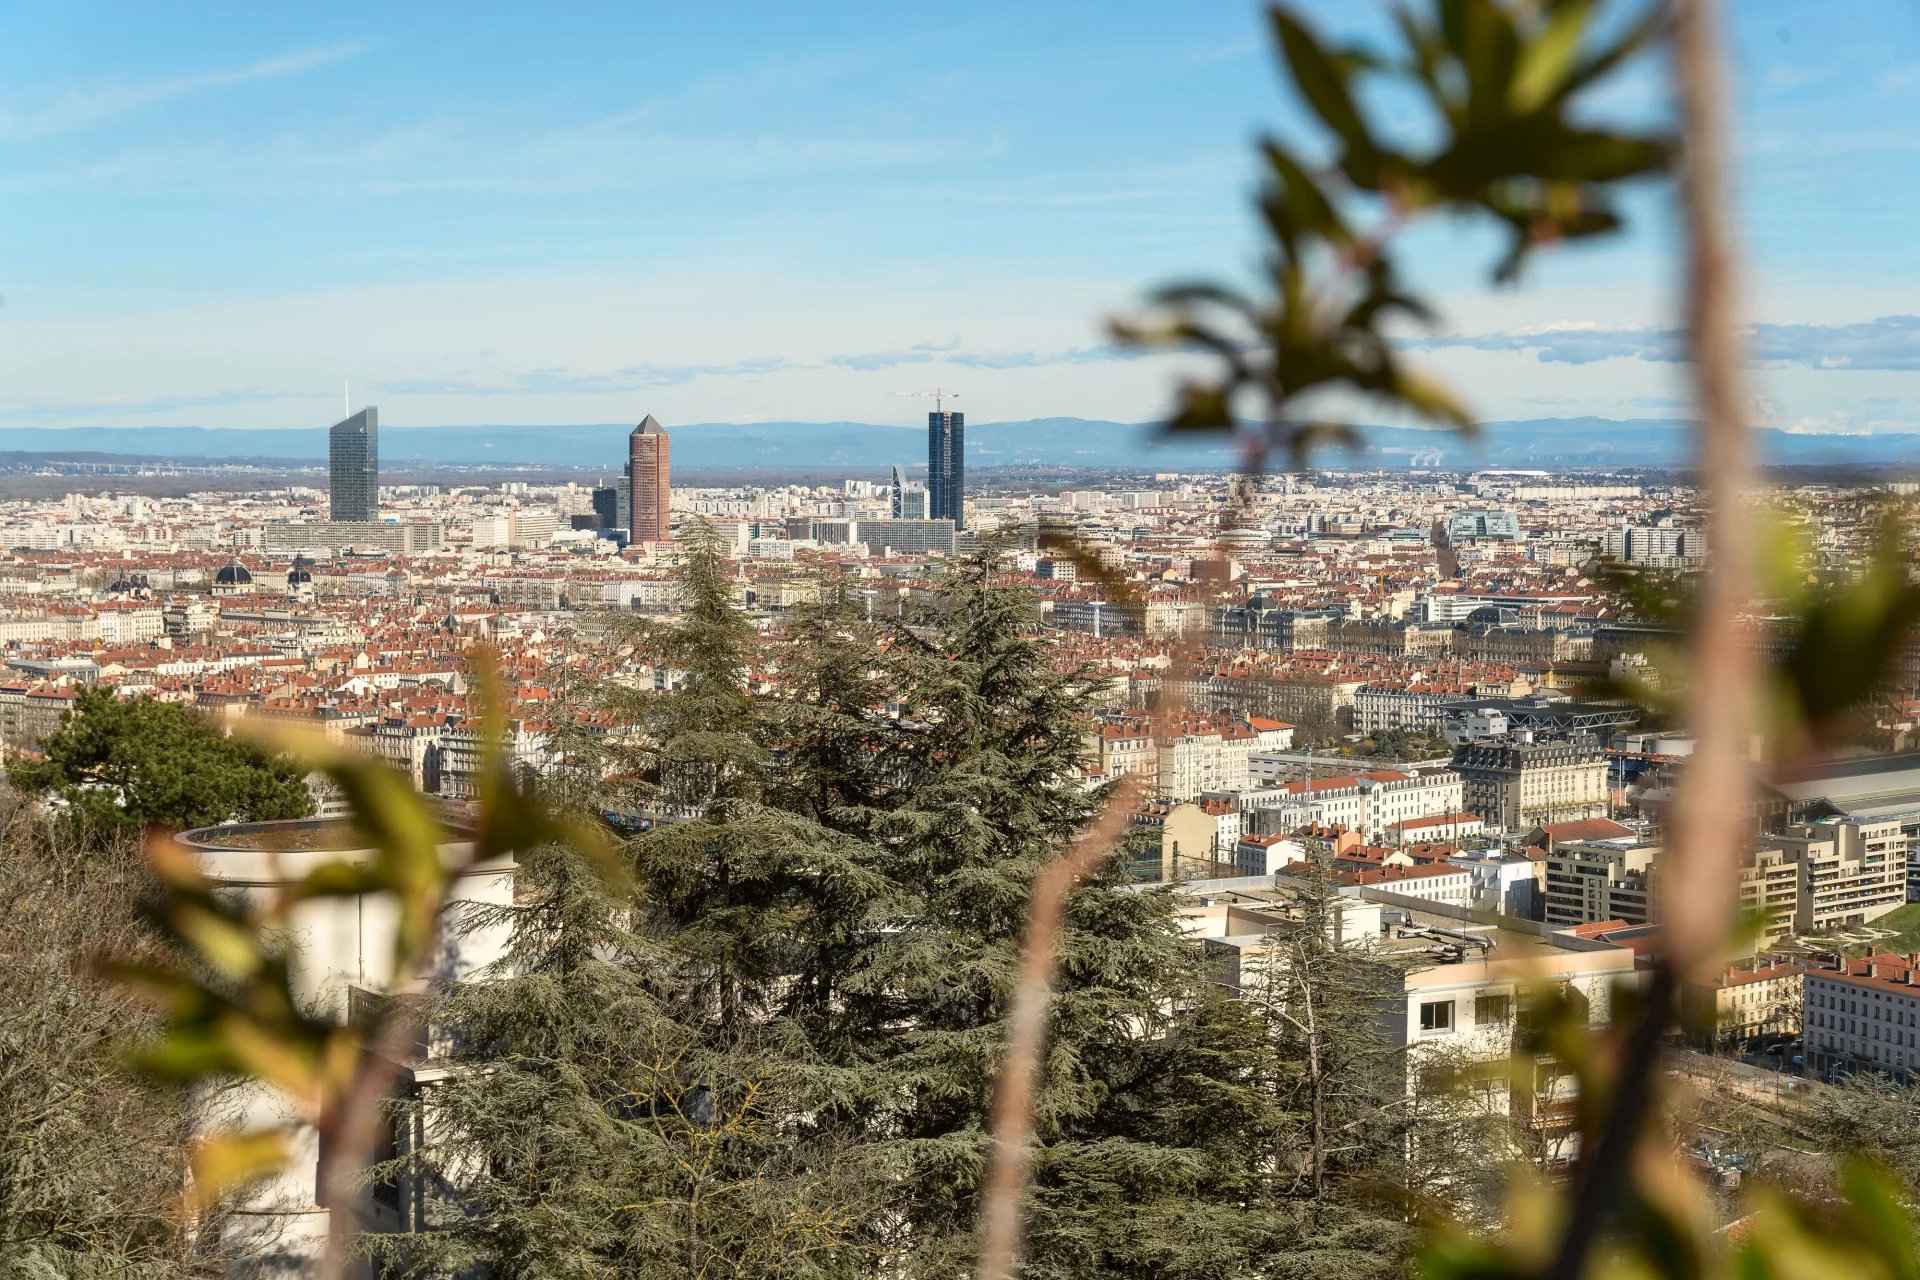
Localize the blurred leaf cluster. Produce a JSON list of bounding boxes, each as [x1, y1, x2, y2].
[[1113, 0, 1670, 468], [102, 651, 617, 1212]]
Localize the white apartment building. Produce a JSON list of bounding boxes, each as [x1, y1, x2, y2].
[[1448, 847, 1542, 918], [1157, 726, 1223, 800], [1335, 863, 1476, 908], [1774, 816, 1910, 934], [1351, 685, 1474, 736], [1167, 878, 1640, 1165], [1806, 952, 1920, 1079], [1366, 770, 1465, 834], [1152, 717, 1295, 801], [1242, 769, 1465, 843], [0, 611, 94, 644], [94, 604, 166, 643]]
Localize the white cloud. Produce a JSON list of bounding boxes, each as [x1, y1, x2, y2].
[[0, 266, 1201, 429], [0, 44, 365, 141]]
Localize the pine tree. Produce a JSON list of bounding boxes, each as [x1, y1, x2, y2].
[[831, 546, 1388, 1278], [374, 535, 1447, 1279], [9, 688, 312, 835], [371, 526, 893, 1278], [369, 837, 882, 1279]]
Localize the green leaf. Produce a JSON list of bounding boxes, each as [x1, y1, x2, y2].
[[1260, 137, 1352, 249], [190, 1128, 293, 1210], [1534, 128, 1672, 183], [1389, 367, 1475, 430], [1443, 0, 1522, 126], [169, 901, 266, 981], [1510, 0, 1592, 112], [1166, 382, 1234, 431], [1269, 8, 1374, 156]]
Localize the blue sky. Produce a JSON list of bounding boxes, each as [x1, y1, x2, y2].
[[6, 0, 1920, 435]]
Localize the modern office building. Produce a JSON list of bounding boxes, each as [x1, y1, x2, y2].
[[590, 485, 620, 530], [264, 521, 444, 555], [927, 410, 965, 530], [627, 415, 671, 543], [853, 518, 955, 557], [328, 408, 378, 522], [889, 466, 931, 519], [1444, 509, 1521, 541]]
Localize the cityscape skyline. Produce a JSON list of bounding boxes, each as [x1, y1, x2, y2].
[[14, 4, 1920, 1276]]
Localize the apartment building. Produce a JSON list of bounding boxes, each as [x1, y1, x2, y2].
[[1775, 816, 1909, 933], [1366, 770, 1466, 835], [1390, 811, 1487, 844], [1336, 862, 1475, 908], [1157, 724, 1224, 800], [1548, 819, 1912, 940], [1452, 737, 1608, 830], [1231, 832, 1308, 877], [1447, 846, 1543, 918], [1542, 840, 1659, 927], [1738, 844, 1802, 940], [1089, 719, 1155, 782], [1171, 878, 1640, 1165], [1806, 952, 1920, 1079], [1351, 684, 1474, 736], [1149, 716, 1294, 801], [1682, 959, 1802, 1049], [1240, 769, 1465, 843]]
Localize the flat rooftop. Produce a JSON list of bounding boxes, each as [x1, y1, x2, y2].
[[180, 819, 374, 852], [1166, 876, 1592, 964]]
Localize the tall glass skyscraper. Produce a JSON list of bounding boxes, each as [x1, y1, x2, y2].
[[328, 408, 378, 522], [926, 410, 964, 530]]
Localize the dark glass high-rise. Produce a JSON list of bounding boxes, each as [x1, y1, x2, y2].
[[926, 410, 965, 530], [329, 408, 378, 522]]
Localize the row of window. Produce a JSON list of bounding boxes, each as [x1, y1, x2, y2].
[[1809, 1010, 1920, 1047]]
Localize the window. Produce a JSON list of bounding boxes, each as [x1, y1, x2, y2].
[[1475, 994, 1513, 1026], [1420, 1000, 1455, 1033]]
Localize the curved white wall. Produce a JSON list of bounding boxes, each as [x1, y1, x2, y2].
[[178, 821, 515, 1277]]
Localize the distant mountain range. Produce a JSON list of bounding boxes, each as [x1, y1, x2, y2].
[[1, 417, 1916, 472]]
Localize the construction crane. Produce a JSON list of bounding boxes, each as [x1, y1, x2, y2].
[[898, 387, 961, 414]]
